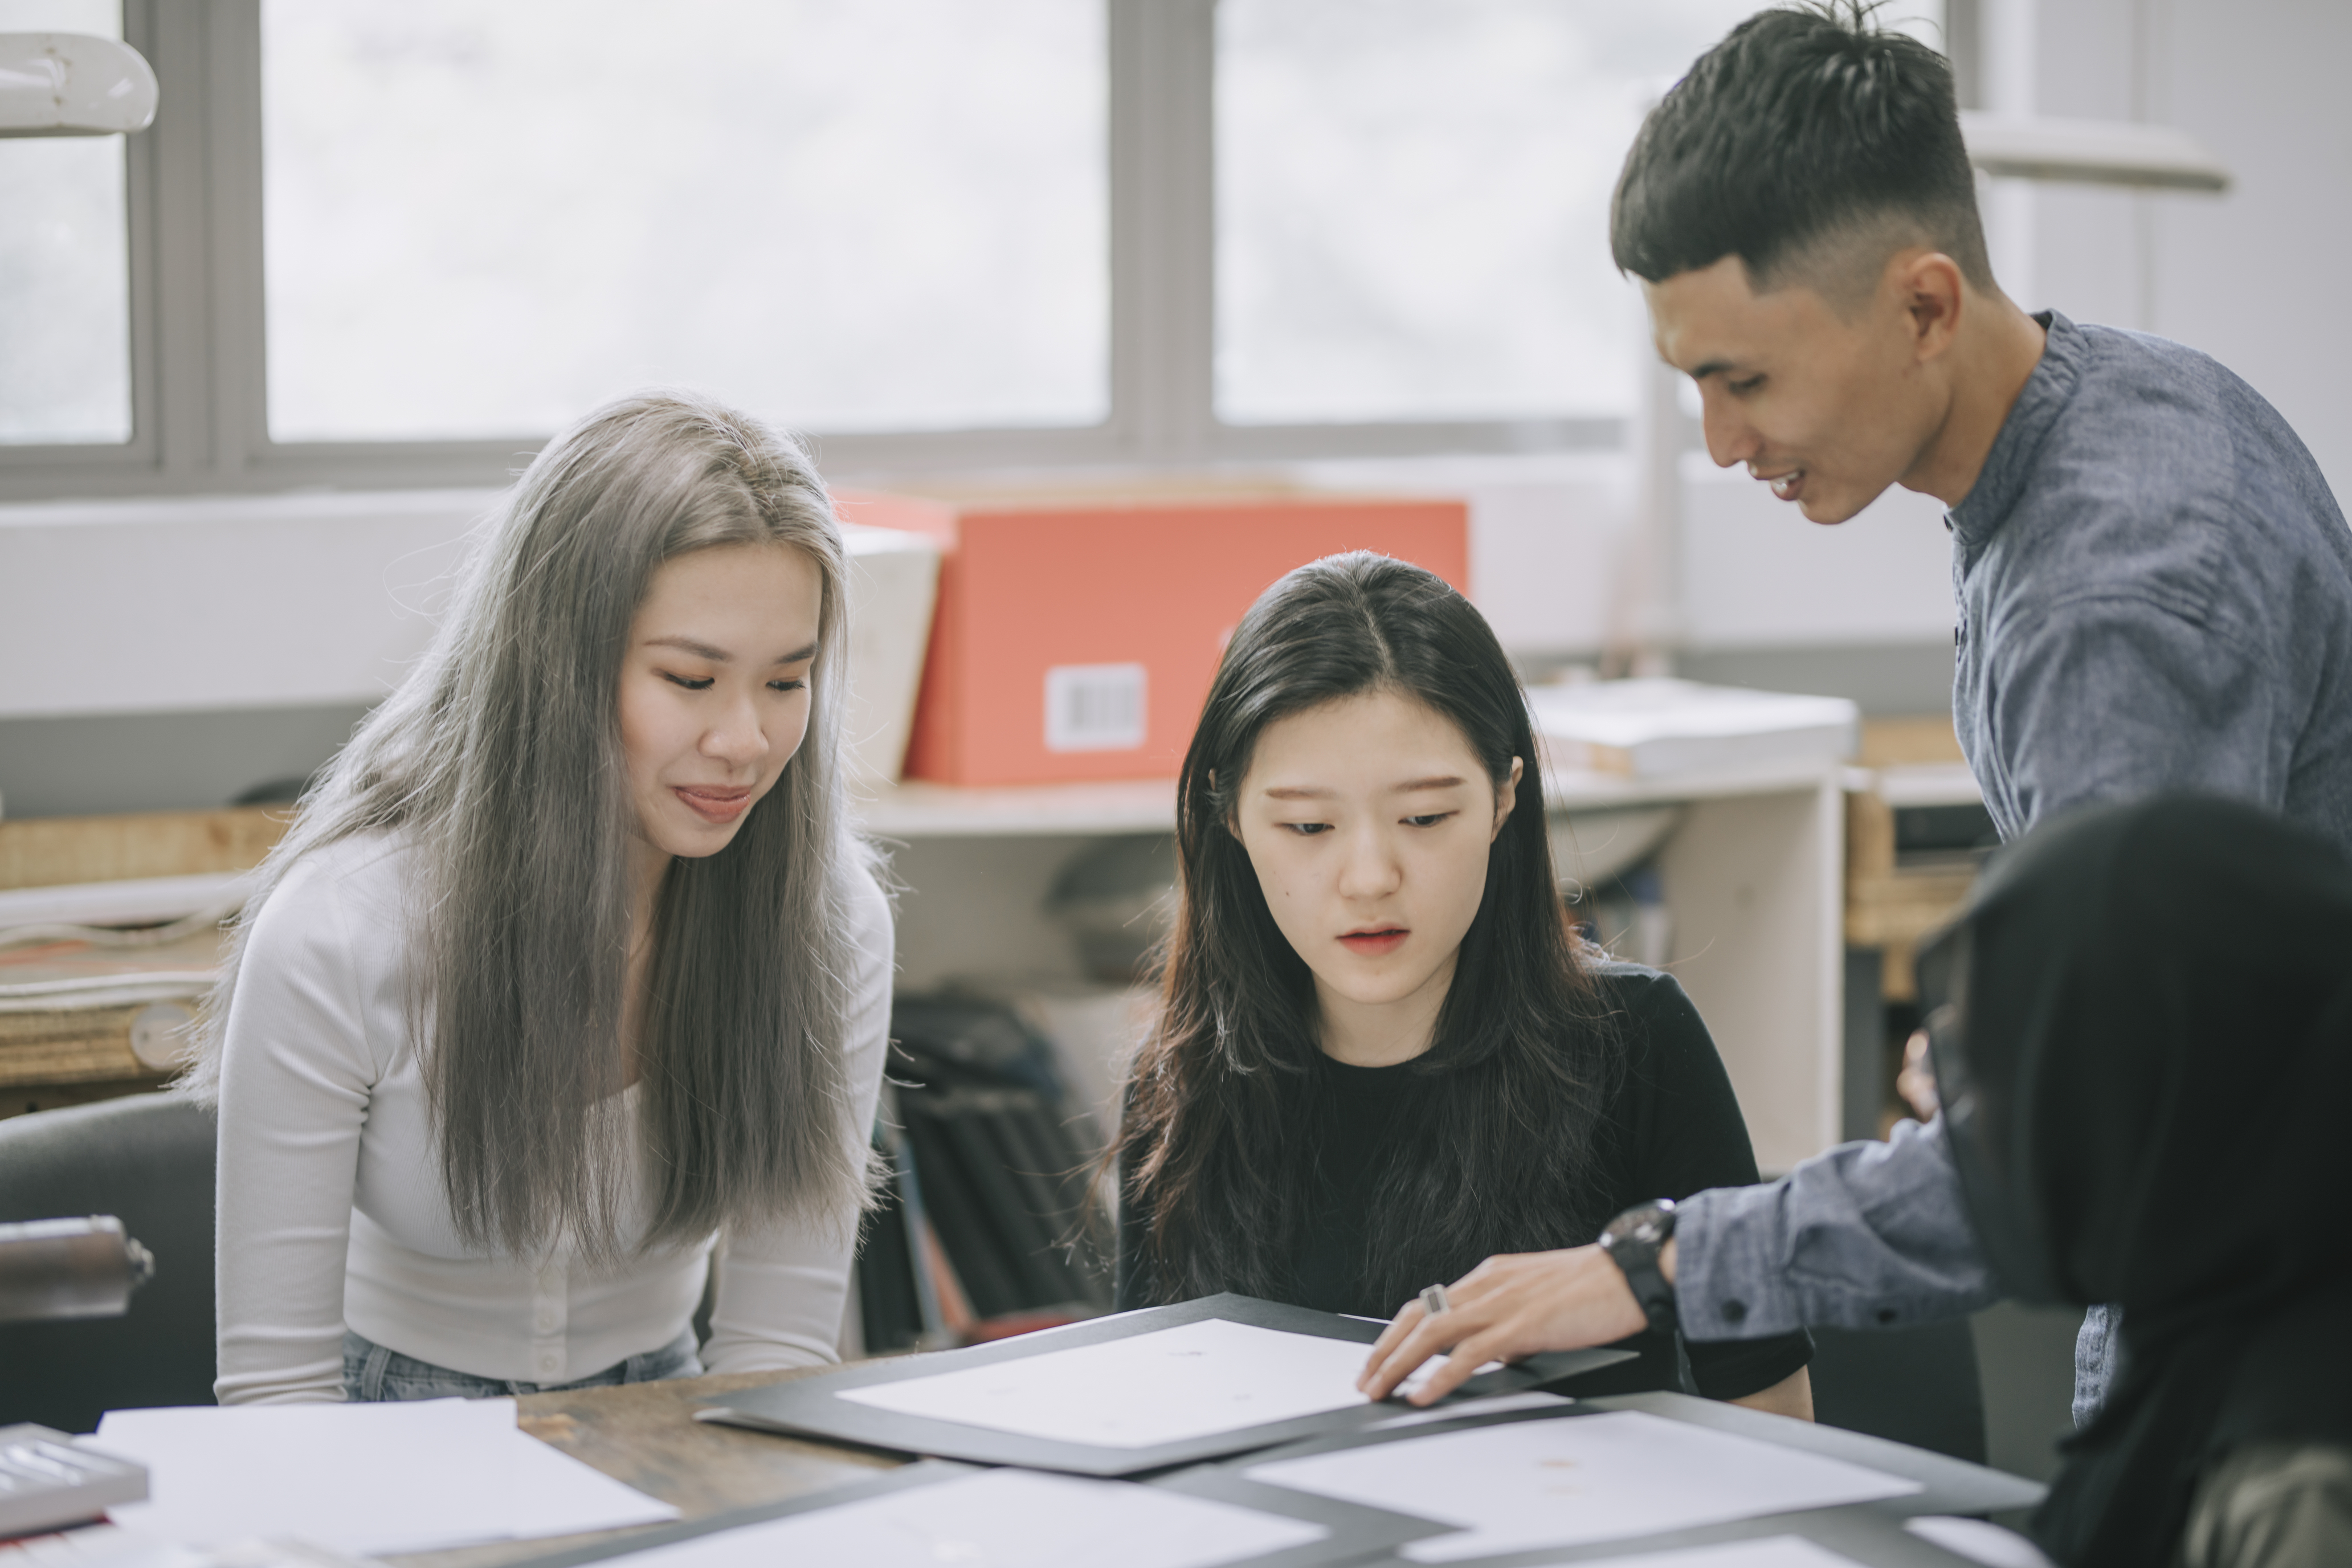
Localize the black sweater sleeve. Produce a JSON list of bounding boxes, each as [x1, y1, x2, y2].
[[1577, 965, 1812, 1402]]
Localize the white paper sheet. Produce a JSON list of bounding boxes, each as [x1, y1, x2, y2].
[[611, 1469, 1326, 1568], [835, 1318, 1474, 1449], [1576, 1538, 1868, 1568], [87, 1399, 677, 1555], [0, 1524, 365, 1568], [0, 1524, 210, 1568], [1244, 1410, 1922, 1561]]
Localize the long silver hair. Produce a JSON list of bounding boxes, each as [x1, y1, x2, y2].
[[188, 391, 879, 1261]]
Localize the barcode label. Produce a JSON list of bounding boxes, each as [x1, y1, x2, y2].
[[1044, 663, 1148, 753]]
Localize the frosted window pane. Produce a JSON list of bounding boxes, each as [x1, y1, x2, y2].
[[0, 0, 130, 446], [262, 1, 1106, 443], [1216, 0, 1768, 426]]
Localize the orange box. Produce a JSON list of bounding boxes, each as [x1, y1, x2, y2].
[[838, 489, 1470, 786]]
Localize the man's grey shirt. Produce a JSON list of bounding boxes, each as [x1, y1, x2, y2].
[[1675, 311, 2352, 1421]]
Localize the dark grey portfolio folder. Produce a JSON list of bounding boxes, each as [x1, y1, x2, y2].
[[697, 1293, 1635, 1477], [1211, 1390, 2050, 1566]]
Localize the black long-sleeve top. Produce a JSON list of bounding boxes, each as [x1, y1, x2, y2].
[[1114, 964, 1813, 1402]]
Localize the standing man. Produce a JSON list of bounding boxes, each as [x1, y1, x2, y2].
[[1361, 0, 2352, 1500]]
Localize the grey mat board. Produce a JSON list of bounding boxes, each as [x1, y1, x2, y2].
[[482, 1460, 983, 1568], [1345, 1506, 2038, 1567], [1149, 1468, 1464, 1566], [481, 1456, 1445, 1568], [1579, 1394, 2045, 1517], [698, 1293, 1636, 1477], [1214, 1391, 2046, 1567]]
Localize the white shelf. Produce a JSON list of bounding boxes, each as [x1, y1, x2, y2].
[[854, 758, 1844, 839], [871, 760, 1848, 1172], [1848, 762, 1985, 809], [853, 778, 1178, 838]]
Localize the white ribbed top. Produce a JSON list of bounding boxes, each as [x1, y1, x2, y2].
[[213, 831, 891, 1403]]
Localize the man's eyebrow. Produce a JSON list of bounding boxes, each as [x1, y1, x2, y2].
[[643, 636, 820, 665]]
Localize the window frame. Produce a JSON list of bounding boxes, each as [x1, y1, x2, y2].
[[0, 0, 1623, 503]]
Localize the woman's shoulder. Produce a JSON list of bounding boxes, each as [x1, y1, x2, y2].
[[244, 829, 417, 965], [837, 851, 895, 963], [1580, 958, 1759, 1194], [1584, 959, 1710, 1052], [219, 830, 420, 1083], [1580, 959, 1740, 1110]]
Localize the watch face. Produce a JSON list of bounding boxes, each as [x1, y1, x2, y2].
[[1608, 1205, 1667, 1253]]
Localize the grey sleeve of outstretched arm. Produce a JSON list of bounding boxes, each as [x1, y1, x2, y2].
[[1671, 1115, 2000, 1341]]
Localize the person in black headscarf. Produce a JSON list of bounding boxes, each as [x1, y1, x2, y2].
[[1916, 793, 2352, 1567]]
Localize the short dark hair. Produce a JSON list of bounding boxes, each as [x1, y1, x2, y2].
[[1611, 3, 1992, 299]]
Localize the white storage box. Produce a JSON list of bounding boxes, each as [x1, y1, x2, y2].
[[841, 524, 943, 786], [1529, 679, 1859, 777]]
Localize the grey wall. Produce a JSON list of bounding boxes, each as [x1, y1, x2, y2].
[[1680, 642, 1959, 717], [0, 703, 371, 820], [2026, 0, 2351, 501]]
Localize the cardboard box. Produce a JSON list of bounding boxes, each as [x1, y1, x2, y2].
[[838, 490, 1469, 786]]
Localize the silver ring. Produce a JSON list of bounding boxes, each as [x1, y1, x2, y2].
[[1419, 1283, 1449, 1317]]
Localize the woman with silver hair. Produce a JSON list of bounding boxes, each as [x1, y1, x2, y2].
[[190, 391, 891, 1403]]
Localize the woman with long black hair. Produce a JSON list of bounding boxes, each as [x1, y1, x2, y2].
[[1113, 552, 1812, 1412]]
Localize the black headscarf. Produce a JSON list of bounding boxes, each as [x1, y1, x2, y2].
[[1917, 794, 2352, 1568]]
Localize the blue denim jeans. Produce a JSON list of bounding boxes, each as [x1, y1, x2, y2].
[[341, 1328, 703, 1402]]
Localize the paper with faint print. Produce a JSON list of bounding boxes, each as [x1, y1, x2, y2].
[[1571, 1538, 1870, 1568], [1244, 1409, 1920, 1561], [88, 1399, 674, 1554], [609, 1468, 1325, 1568], [836, 1317, 1481, 1448]]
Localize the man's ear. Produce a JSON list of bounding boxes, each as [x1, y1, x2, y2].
[[1491, 757, 1525, 842], [1897, 250, 1966, 364]]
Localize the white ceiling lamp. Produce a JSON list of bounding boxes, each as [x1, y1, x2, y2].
[[0, 32, 160, 138], [1958, 110, 2230, 192]]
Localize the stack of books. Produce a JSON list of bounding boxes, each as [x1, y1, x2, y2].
[[854, 994, 1109, 1353]]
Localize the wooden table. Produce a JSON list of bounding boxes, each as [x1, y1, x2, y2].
[[392, 1368, 907, 1568]]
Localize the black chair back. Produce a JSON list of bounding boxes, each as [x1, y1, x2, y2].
[[0, 1094, 217, 1432], [1807, 1318, 1988, 1464]]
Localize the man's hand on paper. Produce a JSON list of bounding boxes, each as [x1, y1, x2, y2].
[[1357, 1240, 1671, 1406]]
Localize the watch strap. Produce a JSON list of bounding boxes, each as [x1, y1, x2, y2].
[[1599, 1199, 1679, 1336]]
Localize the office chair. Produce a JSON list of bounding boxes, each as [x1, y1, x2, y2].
[[0, 1094, 217, 1432], [1807, 1318, 1988, 1464]]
